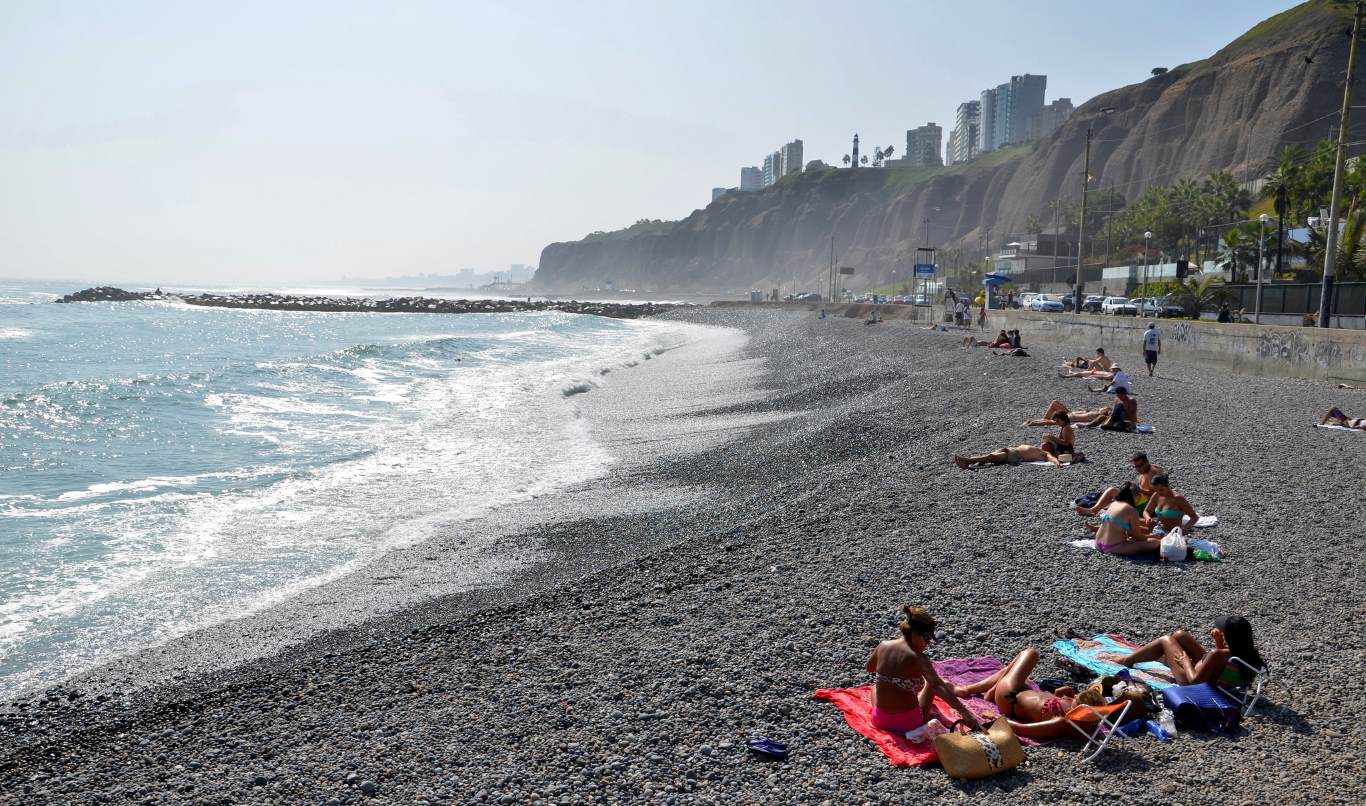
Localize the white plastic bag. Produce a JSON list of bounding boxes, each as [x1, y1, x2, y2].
[[904, 718, 950, 743], [1159, 527, 1188, 562]]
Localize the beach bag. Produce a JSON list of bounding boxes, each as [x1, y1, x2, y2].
[[1159, 527, 1188, 562], [1161, 683, 1242, 733], [933, 718, 1023, 779]]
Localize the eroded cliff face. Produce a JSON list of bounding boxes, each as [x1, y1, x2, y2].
[[535, 1, 1354, 293]]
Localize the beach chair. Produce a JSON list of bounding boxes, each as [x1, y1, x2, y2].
[[1064, 700, 1133, 763], [1215, 656, 1270, 718]]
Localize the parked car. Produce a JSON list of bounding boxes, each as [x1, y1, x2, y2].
[[1050, 294, 1075, 312], [1080, 295, 1105, 313], [1028, 295, 1065, 312], [1137, 295, 1186, 317], [1102, 296, 1138, 315]]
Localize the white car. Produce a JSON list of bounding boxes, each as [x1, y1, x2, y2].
[[1102, 296, 1137, 315], [1028, 295, 1065, 312]]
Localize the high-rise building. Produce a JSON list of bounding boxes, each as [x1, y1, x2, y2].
[[1029, 97, 1074, 141], [761, 152, 783, 187], [780, 139, 804, 176], [905, 123, 943, 167], [740, 166, 763, 191], [1005, 73, 1047, 146], [945, 129, 959, 167], [977, 74, 1048, 152], [951, 101, 980, 164], [978, 87, 1000, 154]]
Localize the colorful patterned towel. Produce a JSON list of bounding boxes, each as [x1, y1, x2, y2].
[[1051, 634, 1178, 690], [813, 657, 1052, 766]]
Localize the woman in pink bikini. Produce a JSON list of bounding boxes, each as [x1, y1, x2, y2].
[[865, 606, 984, 735]]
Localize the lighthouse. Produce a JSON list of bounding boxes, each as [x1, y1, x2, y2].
[[852, 133, 860, 168]]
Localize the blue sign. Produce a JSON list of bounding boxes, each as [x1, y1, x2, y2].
[[913, 263, 936, 277]]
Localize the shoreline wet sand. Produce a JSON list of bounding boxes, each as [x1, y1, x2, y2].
[[2, 308, 1363, 805]]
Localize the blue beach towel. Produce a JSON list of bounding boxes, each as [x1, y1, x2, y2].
[[1051, 634, 1179, 690]]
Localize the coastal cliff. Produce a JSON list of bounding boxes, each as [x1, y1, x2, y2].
[[535, 1, 1355, 293]]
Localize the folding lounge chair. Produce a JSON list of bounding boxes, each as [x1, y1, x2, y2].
[[1064, 700, 1133, 763], [1215, 656, 1270, 718]]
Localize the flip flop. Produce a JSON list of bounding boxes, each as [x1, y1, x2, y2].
[[746, 738, 788, 760]]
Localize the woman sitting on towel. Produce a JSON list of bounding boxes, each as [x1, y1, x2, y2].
[[962, 329, 1010, 348], [1119, 616, 1267, 686], [1141, 474, 1198, 535], [1087, 482, 1161, 555], [867, 607, 984, 735], [1322, 407, 1366, 430], [1040, 411, 1076, 457]]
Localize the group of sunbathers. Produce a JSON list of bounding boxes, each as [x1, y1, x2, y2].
[[866, 606, 1264, 740], [962, 329, 1023, 350], [954, 408, 1081, 468], [1072, 452, 1198, 555]]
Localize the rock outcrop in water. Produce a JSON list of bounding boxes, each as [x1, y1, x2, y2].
[[55, 288, 675, 319], [534, 1, 1355, 293]]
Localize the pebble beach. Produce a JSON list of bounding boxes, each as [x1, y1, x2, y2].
[[2, 307, 1364, 805]]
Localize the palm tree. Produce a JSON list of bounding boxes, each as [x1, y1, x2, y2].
[[1218, 229, 1252, 282], [860, 154, 869, 166], [1307, 194, 1366, 281], [842, 154, 851, 166], [873, 147, 884, 167], [883, 145, 896, 160], [1169, 274, 1228, 318]]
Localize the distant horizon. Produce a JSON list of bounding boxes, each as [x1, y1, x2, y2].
[[2, 0, 1298, 284]]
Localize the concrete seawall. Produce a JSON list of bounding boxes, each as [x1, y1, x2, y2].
[[990, 310, 1366, 384], [709, 301, 1366, 383]]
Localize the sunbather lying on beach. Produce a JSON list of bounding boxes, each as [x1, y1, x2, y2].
[[1086, 482, 1160, 555], [963, 329, 1010, 348], [1119, 616, 1266, 686], [1321, 407, 1366, 430], [1141, 474, 1198, 534], [954, 443, 1085, 468], [951, 648, 1141, 739], [1075, 452, 1165, 516], [1026, 389, 1137, 429], [1061, 348, 1111, 372], [867, 607, 984, 734]]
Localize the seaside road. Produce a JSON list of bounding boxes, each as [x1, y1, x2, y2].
[[2, 308, 1363, 805]]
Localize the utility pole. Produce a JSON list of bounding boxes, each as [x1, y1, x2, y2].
[[828, 234, 835, 301], [1075, 129, 1091, 317], [1320, 1, 1364, 328]]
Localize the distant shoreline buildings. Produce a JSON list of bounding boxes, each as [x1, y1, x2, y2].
[[709, 71, 1073, 201]]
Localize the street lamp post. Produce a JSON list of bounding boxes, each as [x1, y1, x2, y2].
[[1136, 232, 1147, 316], [1255, 213, 1270, 324]]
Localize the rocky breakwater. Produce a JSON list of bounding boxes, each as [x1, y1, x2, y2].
[[56, 286, 158, 303], [55, 288, 676, 320]]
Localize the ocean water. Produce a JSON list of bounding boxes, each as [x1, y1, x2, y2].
[[0, 281, 720, 699]]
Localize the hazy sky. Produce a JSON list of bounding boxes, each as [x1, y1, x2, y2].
[[2, 0, 1297, 285]]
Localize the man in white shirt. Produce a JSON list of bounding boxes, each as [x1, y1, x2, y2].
[[1142, 323, 1162, 376]]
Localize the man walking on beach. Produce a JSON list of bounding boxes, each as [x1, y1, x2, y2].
[[1142, 323, 1161, 377]]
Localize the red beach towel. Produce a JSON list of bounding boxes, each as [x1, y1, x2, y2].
[[812, 685, 944, 767]]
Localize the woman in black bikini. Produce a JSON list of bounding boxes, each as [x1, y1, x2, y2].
[[1040, 411, 1075, 456]]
